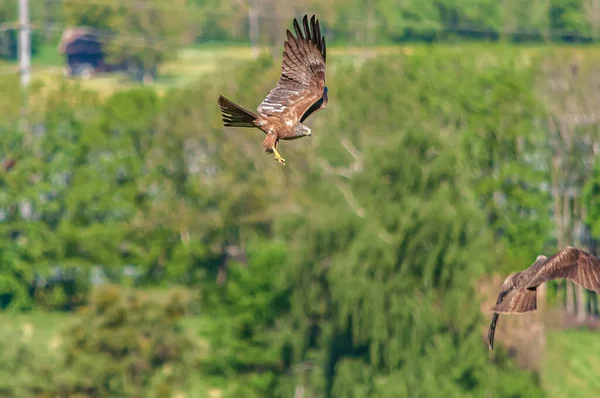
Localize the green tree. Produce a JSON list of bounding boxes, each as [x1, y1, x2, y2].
[[0, 240, 32, 310], [415, 48, 553, 269], [196, 51, 544, 397], [277, 53, 543, 397], [23, 284, 198, 397], [201, 239, 290, 397], [0, 82, 103, 310], [584, 160, 600, 238]]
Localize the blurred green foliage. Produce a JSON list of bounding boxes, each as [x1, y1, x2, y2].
[[172, 0, 600, 44], [2, 30, 598, 396], [0, 285, 198, 397]]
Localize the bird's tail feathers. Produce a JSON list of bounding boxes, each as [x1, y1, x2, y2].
[[218, 95, 257, 128]]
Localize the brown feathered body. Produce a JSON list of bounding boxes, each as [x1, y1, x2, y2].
[[217, 14, 327, 159], [488, 246, 600, 350]]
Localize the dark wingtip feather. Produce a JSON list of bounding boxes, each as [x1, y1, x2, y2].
[[293, 18, 304, 40], [315, 19, 321, 45], [289, 14, 326, 62], [315, 17, 326, 62], [302, 15, 311, 41], [488, 313, 499, 351], [313, 16, 326, 60]]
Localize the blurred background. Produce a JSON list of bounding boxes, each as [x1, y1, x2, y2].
[[1, 0, 600, 397]]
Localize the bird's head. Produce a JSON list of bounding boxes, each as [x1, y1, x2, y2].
[[294, 124, 312, 137]]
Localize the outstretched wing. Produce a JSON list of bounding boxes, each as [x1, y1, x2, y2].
[[257, 14, 327, 125], [490, 283, 538, 315], [524, 246, 600, 294], [489, 269, 540, 315], [489, 255, 547, 312], [493, 271, 527, 305]]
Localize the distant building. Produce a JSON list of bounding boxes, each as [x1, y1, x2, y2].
[[57, 27, 108, 78]]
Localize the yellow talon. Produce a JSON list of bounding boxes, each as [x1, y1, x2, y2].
[[273, 147, 286, 166]]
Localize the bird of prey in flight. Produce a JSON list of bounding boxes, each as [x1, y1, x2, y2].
[[487, 246, 600, 350], [217, 14, 328, 166]]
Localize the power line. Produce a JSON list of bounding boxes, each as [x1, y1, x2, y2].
[[0, 22, 21, 33], [45, 24, 181, 47], [34, 0, 600, 40], [3, 12, 600, 52], [42, 0, 298, 18], [18, 0, 32, 144]]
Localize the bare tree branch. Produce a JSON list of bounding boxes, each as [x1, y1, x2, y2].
[[320, 137, 364, 179], [319, 138, 395, 244], [336, 182, 366, 218], [340, 138, 363, 165]]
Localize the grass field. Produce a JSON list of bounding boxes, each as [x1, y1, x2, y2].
[[0, 311, 70, 355], [3, 42, 600, 99], [543, 329, 600, 398], [0, 43, 412, 100], [0, 42, 500, 96], [0, 44, 263, 96]]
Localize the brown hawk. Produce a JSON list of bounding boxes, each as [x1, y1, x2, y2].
[[217, 14, 328, 166], [488, 246, 600, 350]]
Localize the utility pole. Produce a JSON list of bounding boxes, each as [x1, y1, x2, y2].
[[19, 0, 31, 88], [248, 0, 260, 57], [19, 0, 31, 142]]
